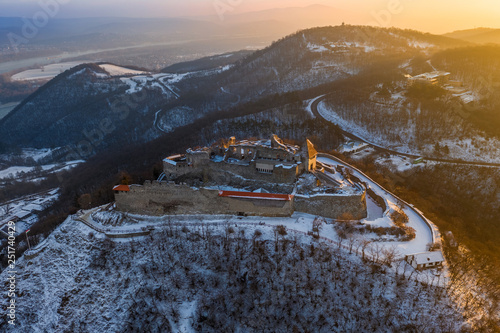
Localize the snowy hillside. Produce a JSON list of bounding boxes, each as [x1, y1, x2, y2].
[[217, 25, 468, 102], [318, 89, 500, 163], [0, 212, 467, 332]]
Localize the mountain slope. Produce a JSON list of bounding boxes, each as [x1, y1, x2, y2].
[[0, 64, 171, 154], [216, 25, 470, 100], [0, 215, 467, 332], [443, 28, 500, 44], [162, 50, 253, 74], [0, 25, 472, 158]]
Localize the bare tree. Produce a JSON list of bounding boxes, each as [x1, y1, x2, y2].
[[381, 245, 399, 267], [360, 239, 371, 261], [224, 220, 234, 248], [312, 217, 323, 237], [78, 193, 92, 210], [252, 229, 262, 248], [274, 225, 287, 252], [367, 243, 383, 263], [1, 203, 12, 218], [346, 235, 357, 254]]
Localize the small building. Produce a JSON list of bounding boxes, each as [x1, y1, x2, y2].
[[0, 225, 10, 238], [407, 71, 451, 86], [405, 251, 445, 270]]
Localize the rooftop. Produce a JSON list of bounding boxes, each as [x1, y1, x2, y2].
[[113, 185, 130, 192], [412, 71, 451, 80], [410, 251, 445, 265], [163, 154, 187, 166], [218, 190, 293, 201]]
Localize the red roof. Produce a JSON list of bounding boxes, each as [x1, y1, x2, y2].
[[113, 185, 130, 192], [218, 190, 293, 201]]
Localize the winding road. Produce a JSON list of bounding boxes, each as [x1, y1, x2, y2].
[[317, 153, 438, 255], [310, 94, 500, 168]]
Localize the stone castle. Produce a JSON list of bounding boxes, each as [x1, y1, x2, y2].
[[114, 135, 367, 219]]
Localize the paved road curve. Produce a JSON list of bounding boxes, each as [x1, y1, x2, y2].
[[310, 94, 500, 168], [317, 153, 438, 255]]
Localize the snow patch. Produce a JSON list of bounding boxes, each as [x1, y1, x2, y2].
[[12, 61, 90, 81], [99, 64, 148, 76]]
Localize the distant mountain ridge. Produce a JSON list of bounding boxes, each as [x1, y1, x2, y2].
[[443, 28, 500, 44], [217, 4, 351, 27], [0, 25, 473, 158]]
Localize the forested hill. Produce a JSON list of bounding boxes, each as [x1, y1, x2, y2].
[[0, 25, 471, 157], [443, 28, 500, 45]]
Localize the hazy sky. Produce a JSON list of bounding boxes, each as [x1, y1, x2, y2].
[[1, 0, 500, 33]]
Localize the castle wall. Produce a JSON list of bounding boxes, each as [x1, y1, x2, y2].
[[216, 161, 299, 183], [115, 181, 366, 219], [163, 160, 192, 179], [167, 160, 299, 184], [115, 181, 293, 217], [294, 192, 367, 220]]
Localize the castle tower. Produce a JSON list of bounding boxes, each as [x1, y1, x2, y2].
[[305, 139, 317, 171]]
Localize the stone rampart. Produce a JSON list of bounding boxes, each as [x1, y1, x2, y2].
[[115, 181, 294, 217], [115, 180, 366, 219], [294, 192, 367, 220]]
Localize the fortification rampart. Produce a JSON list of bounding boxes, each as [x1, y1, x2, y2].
[[115, 181, 294, 217], [115, 180, 366, 219], [294, 192, 367, 220]]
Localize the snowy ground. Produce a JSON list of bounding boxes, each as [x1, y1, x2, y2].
[[347, 146, 377, 161], [0, 166, 33, 179], [0, 189, 59, 235], [0, 212, 464, 332], [120, 66, 232, 97], [120, 73, 182, 97], [317, 100, 405, 152], [11, 61, 90, 81], [99, 64, 148, 76], [19, 148, 57, 162], [0, 160, 83, 182], [374, 154, 422, 173], [339, 140, 370, 154]]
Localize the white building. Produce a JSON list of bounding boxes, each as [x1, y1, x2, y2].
[[405, 251, 445, 270], [407, 71, 450, 86]]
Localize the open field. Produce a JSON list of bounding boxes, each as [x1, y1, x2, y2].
[[11, 61, 90, 82], [0, 102, 19, 119]]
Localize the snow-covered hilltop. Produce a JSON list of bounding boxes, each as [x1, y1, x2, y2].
[[0, 211, 466, 332]]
